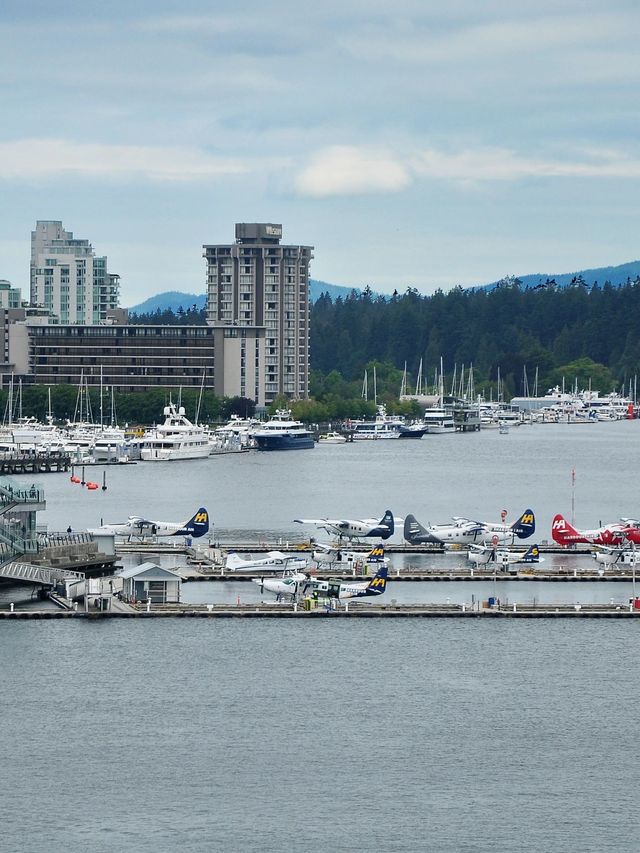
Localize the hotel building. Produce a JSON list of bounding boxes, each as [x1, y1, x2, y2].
[[204, 223, 312, 405]]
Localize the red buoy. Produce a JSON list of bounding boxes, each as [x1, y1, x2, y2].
[[86, 481, 99, 490], [70, 476, 81, 484]]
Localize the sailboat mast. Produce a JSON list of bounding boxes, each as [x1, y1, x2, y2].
[[99, 367, 104, 427]]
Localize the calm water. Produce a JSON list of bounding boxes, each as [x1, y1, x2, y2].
[[1, 619, 638, 852], [22, 419, 640, 541], [3, 422, 640, 851]]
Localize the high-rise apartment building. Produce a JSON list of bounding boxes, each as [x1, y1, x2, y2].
[[30, 220, 120, 324], [203, 223, 312, 404]]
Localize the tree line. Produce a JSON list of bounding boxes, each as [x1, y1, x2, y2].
[[310, 278, 640, 401]]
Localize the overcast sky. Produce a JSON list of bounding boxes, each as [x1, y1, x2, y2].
[[1, 0, 639, 305]]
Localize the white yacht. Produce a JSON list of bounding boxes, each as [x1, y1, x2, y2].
[[213, 414, 260, 448], [131, 404, 211, 462], [421, 408, 456, 434], [350, 405, 403, 440]]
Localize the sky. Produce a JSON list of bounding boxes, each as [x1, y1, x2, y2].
[[1, 0, 640, 306]]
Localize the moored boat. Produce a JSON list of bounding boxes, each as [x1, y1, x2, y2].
[[317, 431, 347, 444], [129, 403, 211, 461], [253, 410, 315, 451]]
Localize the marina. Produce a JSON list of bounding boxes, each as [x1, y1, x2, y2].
[[2, 419, 640, 614], [1, 404, 640, 853]]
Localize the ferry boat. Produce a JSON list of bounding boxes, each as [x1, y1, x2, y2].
[[253, 410, 315, 451], [421, 408, 456, 434], [351, 405, 403, 440], [130, 404, 211, 461]]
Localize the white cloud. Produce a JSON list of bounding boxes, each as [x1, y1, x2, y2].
[[411, 146, 640, 182], [294, 145, 410, 197], [294, 143, 640, 197], [0, 139, 249, 182]]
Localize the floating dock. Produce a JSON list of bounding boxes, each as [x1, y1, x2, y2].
[[2, 602, 640, 619]]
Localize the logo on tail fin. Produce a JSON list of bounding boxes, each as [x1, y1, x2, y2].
[[551, 513, 581, 545], [522, 544, 540, 563], [367, 545, 385, 563], [176, 507, 209, 538], [366, 565, 388, 594], [511, 509, 535, 539]]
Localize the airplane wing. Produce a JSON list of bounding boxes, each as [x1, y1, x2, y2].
[[312, 542, 337, 553], [294, 518, 334, 526]]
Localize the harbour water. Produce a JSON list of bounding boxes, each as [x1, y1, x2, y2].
[[3, 421, 640, 850], [1, 618, 639, 852], [27, 418, 640, 542]]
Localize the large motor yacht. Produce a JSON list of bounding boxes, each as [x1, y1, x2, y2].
[[253, 410, 315, 451], [130, 404, 211, 461]]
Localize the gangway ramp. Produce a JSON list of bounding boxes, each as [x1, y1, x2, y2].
[[0, 561, 85, 586]]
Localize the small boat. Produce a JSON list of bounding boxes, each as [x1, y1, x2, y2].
[[397, 423, 428, 438], [317, 431, 347, 444]]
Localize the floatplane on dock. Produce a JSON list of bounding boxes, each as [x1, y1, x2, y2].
[[404, 509, 535, 546]]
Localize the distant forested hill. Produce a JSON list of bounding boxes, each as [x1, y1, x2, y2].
[[127, 280, 357, 314], [128, 291, 207, 314], [311, 280, 640, 397], [483, 260, 640, 291]]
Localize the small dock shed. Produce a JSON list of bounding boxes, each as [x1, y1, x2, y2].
[[119, 563, 181, 604]]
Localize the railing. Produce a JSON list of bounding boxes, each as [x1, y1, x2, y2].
[[0, 562, 85, 585], [0, 478, 44, 505], [0, 522, 38, 554], [38, 532, 94, 548]]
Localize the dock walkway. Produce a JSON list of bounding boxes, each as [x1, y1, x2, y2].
[[2, 602, 640, 619]]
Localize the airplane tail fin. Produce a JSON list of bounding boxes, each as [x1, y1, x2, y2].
[[366, 564, 388, 595], [510, 509, 535, 539], [175, 507, 209, 538], [225, 553, 244, 570], [551, 514, 580, 545], [403, 514, 430, 544], [366, 544, 385, 563], [379, 509, 394, 539], [522, 543, 540, 563]]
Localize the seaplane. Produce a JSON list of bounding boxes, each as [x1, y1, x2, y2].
[[293, 510, 397, 541], [311, 541, 390, 570], [467, 542, 542, 567], [252, 569, 310, 601], [591, 544, 639, 567], [98, 507, 209, 540], [551, 514, 632, 546], [303, 558, 388, 600], [225, 551, 308, 573], [404, 509, 535, 546]]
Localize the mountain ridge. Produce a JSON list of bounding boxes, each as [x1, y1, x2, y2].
[[126, 259, 640, 313]]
